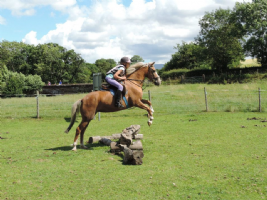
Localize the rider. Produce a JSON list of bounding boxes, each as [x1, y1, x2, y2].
[[105, 57, 131, 107]]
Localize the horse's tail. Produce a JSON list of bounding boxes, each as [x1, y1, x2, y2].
[[64, 99, 82, 133]]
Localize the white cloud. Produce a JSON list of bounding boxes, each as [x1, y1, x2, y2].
[[19, 0, 252, 63], [0, 0, 76, 16], [22, 31, 39, 45], [0, 15, 6, 25]]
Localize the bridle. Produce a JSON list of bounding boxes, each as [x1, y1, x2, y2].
[[126, 63, 159, 88], [148, 64, 159, 83], [127, 79, 144, 88]]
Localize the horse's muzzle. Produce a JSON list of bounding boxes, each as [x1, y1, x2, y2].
[[154, 77, 161, 86]]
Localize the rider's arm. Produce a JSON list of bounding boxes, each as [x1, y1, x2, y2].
[[114, 70, 126, 80]]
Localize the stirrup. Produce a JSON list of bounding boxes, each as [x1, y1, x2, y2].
[[115, 101, 124, 108]]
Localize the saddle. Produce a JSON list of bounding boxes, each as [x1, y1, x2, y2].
[[101, 82, 127, 95], [101, 83, 129, 108]]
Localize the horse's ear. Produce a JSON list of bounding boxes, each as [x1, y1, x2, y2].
[[152, 62, 155, 65]]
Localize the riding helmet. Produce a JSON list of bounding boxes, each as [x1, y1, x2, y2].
[[120, 57, 131, 63]]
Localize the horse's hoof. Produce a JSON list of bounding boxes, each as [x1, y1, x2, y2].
[[81, 146, 88, 149], [71, 148, 77, 151], [148, 121, 152, 126]]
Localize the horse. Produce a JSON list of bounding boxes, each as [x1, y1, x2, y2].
[[65, 62, 161, 151]]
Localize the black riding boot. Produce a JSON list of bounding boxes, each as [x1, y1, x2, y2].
[[115, 90, 124, 108]]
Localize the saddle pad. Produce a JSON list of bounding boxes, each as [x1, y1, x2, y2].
[[107, 88, 129, 108]]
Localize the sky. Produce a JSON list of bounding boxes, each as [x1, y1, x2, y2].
[[0, 0, 251, 64]]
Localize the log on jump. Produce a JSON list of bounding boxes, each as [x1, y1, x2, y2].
[[119, 144, 144, 165], [88, 125, 141, 144], [122, 125, 141, 138], [99, 138, 112, 146], [88, 134, 143, 144], [119, 133, 132, 147], [110, 140, 143, 153]]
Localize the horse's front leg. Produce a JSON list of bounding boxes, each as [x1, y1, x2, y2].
[[136, 100, 154, 126], [141, 99, 154, 114]]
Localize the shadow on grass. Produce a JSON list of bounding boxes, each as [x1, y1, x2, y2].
[[64, 117, 80, 123], [45, 146, 73, 151], [45, 143, 106, 151], [64, 117, 71, 122]]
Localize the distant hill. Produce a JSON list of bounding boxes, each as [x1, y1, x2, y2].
[[154, 64, 164, 69]]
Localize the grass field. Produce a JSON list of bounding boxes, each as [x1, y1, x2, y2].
[[240, 59, 261, 68], [1, 83, 267, 199]]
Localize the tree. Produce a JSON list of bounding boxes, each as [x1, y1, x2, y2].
[[95, 58, 116, 79], [0, 41, 90, 84], [0, 40, 30, 73], [31, 43, 87, 84], [234, 0, 267, 66], [162, 42, 208, 71], [130, 55, 144, 63], [197, 8, 245, 72]]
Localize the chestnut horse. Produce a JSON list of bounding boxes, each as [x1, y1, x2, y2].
[[65, 62, 161, 151]]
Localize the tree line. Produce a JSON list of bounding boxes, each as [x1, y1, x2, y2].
[[0, 40, 144, 95], [160, 0, 267, 73]]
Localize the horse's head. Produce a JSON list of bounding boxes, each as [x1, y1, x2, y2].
[[147, 62, 161, 86]]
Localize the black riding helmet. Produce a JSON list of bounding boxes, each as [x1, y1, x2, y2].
[[120, 57, 131, 63]]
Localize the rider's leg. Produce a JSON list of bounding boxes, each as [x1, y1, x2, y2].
[[105, 77, 124, 107], [115, 90, 124, 107]]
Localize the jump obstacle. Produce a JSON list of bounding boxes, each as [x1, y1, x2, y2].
[[88, 125, 144, 165]]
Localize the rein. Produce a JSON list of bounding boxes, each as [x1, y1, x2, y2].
[[126, 66, 145, 88], [127, 79, 144, 88]]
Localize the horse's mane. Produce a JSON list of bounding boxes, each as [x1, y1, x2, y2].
[[126, 62, 147, 75]]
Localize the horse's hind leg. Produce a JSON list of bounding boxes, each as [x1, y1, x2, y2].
[[72, 120, 89, 151], [80, 121, 90, 149]]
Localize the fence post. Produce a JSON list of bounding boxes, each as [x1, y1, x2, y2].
[[148, 90, 151, 102], [36, 90, 39, 119], [204, 87, 208, 112], [202, 74, 205, 82], [93, 73, 102, 121], [259, 88, 261, 112]]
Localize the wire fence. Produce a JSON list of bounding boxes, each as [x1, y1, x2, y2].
[[0, 87, 266, 119]]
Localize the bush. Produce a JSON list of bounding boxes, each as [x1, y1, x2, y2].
[[2, 72, 44, 95], [23, 74, 45, 94], [0, 64, 8, 82], [160, 69, 189, 80], [3, 72, 25, 95], [0, 64, 8, 93]]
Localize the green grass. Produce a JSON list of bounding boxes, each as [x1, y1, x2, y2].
[[1, 83, 267, 199]]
